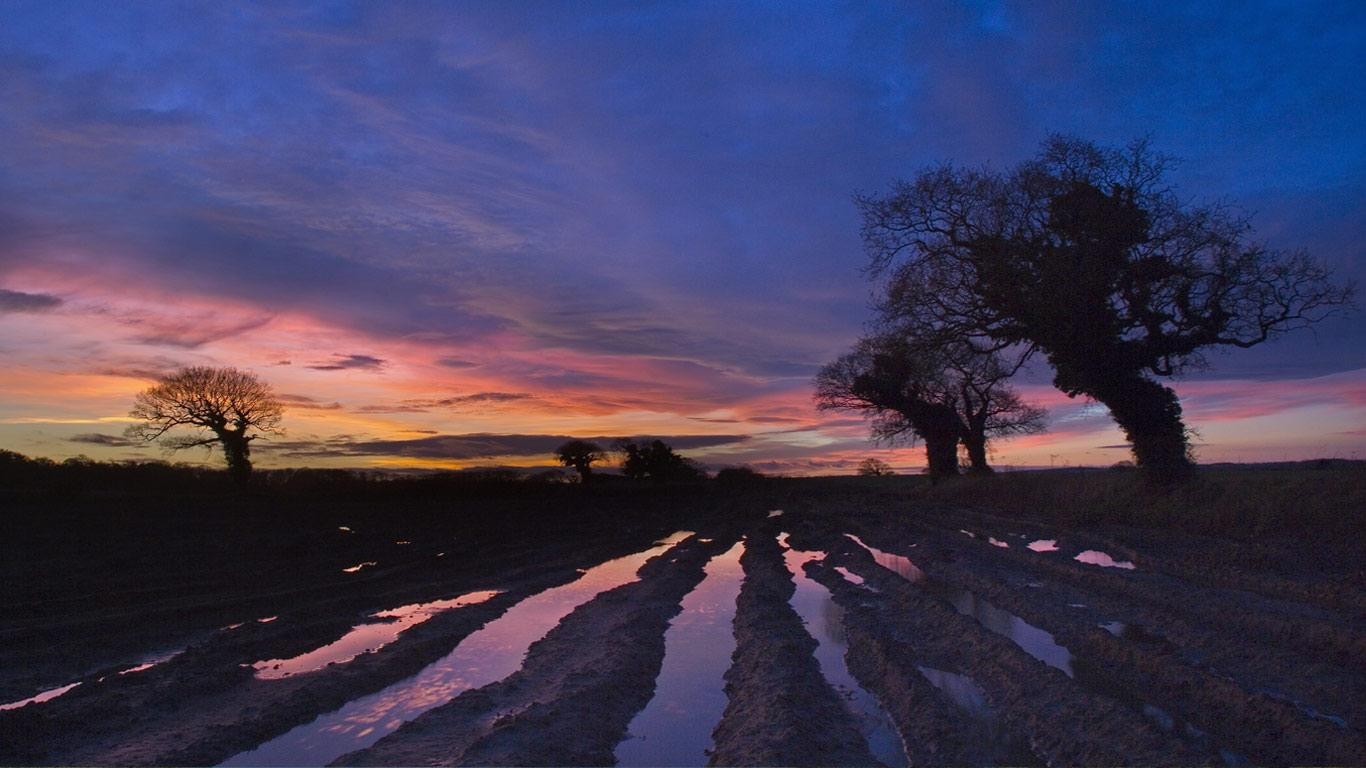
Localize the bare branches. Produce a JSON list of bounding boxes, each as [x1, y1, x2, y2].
[[124, 366, 283, 483]]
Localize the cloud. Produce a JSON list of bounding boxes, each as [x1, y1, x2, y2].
[[68, 433, 141, 447], [307, 354, 386, 371], [435, 357, 480, 369], [0, 288, 62, 313], [356, 392, 532, 413], [263, 432, 750, 460], [277, 393, 343, 410]]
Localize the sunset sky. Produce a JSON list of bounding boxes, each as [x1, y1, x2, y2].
[[1, 2, 1363, 475]]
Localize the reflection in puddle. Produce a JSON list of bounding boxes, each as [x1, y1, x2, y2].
[[1101, 621, 1126, 636], [846, 535, 924, 583], [0, 681, 81, 711], [223, 533, 695, 767], [845, 537, 1073, 677], [257, 616, 278, 623], [959, 530, 976, 538], [988, 537, 1010, 548], [834, 566, 869, 587], [117, 648, 184, 676], [1027, 539, 1059, 552], [253, 592, 500, 680], [917, 666, 1032, 764], [342, 561, 378, 574], [767, 510, 784, 518], [615, 541, 744, 767], [1074, 550, 1136, 570], [782, 536, 907, 767]]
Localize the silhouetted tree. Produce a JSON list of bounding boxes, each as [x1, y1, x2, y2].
[[857, 457, 894, 476], [554, 440, 606, 483], [126, 366, 283, 484], [816, 333, 1044, 479], [616, 439, 706, 484], [862, 135, 1353, 480]]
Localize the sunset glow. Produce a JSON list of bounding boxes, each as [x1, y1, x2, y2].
[[1, 3, 1362, 474]]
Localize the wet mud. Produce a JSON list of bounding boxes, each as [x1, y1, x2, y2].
[[3, 485, 1363, 767]]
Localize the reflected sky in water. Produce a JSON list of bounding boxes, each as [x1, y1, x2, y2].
[[253, 591, 500, 680], [782, 535, 907, 767], [845, 535, 1074, 677], [223, 533, 694, 767], [1075, 550, 1137, 570], [615, 541, 744, 767]]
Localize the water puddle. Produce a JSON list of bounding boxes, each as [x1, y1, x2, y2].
[[988, 537, 1010, 548], [342, 561, 378, 574], [959, 530, 977, 538], [0, 681, 81, 711], [614, 541, 745, 767], [1100, 621, 1126, 636], [917, 666, 1033, 764], [223, 533, 695, 767], [1027, 539, 1059, 552], [780, 535, 907, 767], [845, 535, 924, 583], [252, 591, 500, 680], [114, 648, 184, 677], [767, 509, 784, 518], [845, 537, 1073, 677], [338, 526, 352, 533], [1074, 550, 1136, 570]]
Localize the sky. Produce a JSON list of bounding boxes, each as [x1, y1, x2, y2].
[[0, 1, 1363, 475]]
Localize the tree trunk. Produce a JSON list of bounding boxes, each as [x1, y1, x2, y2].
[[923, 431, 960, 483], [220, 431, 253, 485], [1091, 375, 1192, 481], [962, 428, 993, 475]]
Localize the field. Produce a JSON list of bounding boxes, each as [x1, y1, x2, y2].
[[1, 468, 1363, 766]]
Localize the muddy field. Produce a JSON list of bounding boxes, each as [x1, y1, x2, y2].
[[1, 480, 1362, 766]]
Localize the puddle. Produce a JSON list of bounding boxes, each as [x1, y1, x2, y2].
[[1100, 621, 1126, 636], [767, 510, 784, 518], [394, 540, 411, 546], [258, 616, 278, 623], [338, 526, 352, 533], [917, 666, 1033, 764], [223, 533, 695, 767], [834, 566, 870, 587], [1026, 539, 1059, 553], [342, 561, 378, 574], [117, 648, 184, 676], [615, 541, 745, 767], [780, 535, 907, 767], [845, 537, 1073, 677], [988, 537, 1010, 548], [1074, 550, 1136, 570], [0, 681, 81, 711], [845, 535, 924, 583], [959, 530, 977, 538], [252, 591, 500, 680]]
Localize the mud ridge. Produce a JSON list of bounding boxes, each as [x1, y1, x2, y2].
[[333, 530, 740, 766], [708, 527, 879, 767]]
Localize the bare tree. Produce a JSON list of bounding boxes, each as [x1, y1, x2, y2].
[[857, 457, 894, 476], [554, 439, 606, 484], [817, 332, 1045, 479], [862, 135, 1353, 479], [126, 367, 283, 484]]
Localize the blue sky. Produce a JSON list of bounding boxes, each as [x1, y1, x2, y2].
[[0, 1, 1362, 472]]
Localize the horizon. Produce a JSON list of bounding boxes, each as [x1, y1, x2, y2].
[[2, 2, 1364, 475]]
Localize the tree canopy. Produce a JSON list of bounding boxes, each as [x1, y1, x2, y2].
[[860, 135, 1353, 478], [554, 440, 606, 483], [126, 366, 283, 484]]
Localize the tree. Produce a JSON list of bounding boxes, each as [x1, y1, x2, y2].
[[616, 439, 706, 484], [554, 440, 606, 483], [857, 458, 894, 476], [126, 367, 283, 484], [862, 135, 1353, 479], [816, 332, 1044, 479]]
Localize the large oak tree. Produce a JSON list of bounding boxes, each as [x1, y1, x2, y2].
[[127, 367, 283, 484], [861, 136, 1353, 479]]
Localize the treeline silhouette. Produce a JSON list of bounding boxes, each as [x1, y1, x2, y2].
[[0, 449, 767, 500]]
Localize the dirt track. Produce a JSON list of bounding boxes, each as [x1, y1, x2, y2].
[[1, 487, 1362, 766]]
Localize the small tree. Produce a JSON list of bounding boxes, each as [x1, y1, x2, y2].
[[554, 440, 606, 483], [617, 439, 706, 484], [857, 458, 894, 476], [126, 367, 283, 484]]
